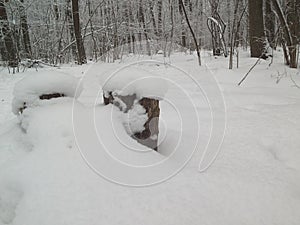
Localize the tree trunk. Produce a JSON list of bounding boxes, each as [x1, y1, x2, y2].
[[271, 0, 298, 67], [19, 0, 32, 58], [179, 0, 201, 65], [149, 1, 158, 36], [66, 0, 77, 60], [229, 0, 239, 69], [286, 0, 298, 68], [265, 0, 276, 49], [179, 0, 187, 49], [87, 0, 97, 60], [71, 0, 86, 64], [157, 0, 163, 37], [138, 0, 151, 56], [248, 0, 266, 58], [0, 0, 18, 67]]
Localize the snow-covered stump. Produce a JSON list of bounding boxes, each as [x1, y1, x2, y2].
[[103, 92, 160, 151], [101, 66, 167, 151]]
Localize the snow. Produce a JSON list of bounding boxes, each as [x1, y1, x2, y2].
[[12, 70, 83, 115], [100, 63, 168, 100], [122, 102, 148, 135], [0, 51, 300, 225]]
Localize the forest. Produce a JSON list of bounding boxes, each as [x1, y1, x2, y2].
[[0, 0, 299, 68]]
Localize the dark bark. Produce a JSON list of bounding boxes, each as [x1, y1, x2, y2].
[[157, 0, 163, 37], [149, 1, 158, 36], [135, 98, 160, 151], [110, 0, 119, 61], [0, 0, 18, 66], [124, 0, 132, 53], [71, 0, 86, 64], [265, 0, 276, 49], [19, 0, 32, 58], [248, 0, 266, 58], [178, 0, 186, 48], [179, 0, 201, 65], [103, 92, 160, 151], [210, 0, 220, 56], [271, 0, 298, 67], [168, 0, 174, 56], [138, 0, 151, 56], [87, 0, 97, 60], [66, 0, 77, 60], [286, 0, 298, 68], [229, 0, 239, 69], [127, 1, 135, 53]]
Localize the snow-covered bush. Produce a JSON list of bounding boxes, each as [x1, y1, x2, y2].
[[12, 71, 83, 115]]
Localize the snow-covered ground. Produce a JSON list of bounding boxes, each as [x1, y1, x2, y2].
[[0, 51, 299, 225]]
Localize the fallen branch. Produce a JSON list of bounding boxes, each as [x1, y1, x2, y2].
[[238, 47, 269, 86]]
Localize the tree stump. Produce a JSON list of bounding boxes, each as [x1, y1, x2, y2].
[[103, 91, 160, 151]]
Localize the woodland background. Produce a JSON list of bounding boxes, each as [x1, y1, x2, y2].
[[0, 0, 299, 68]]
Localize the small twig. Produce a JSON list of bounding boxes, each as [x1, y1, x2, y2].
[[290, 72, 300, 89], [272, 69, 287, 84]]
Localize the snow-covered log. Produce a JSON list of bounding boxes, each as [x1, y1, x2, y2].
[[12, 71, 82, 115]]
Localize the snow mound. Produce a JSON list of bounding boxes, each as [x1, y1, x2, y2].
[[0, 184, 23, 225], [12, 71, 83, 115], [101, 66, 168, 100], [122, 103, 148, 135]]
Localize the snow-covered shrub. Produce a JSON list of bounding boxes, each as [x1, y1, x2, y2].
[[12, 71, 83, 115]]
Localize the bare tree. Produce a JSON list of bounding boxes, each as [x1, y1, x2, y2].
[[0, 0, 17, 67], [138, 0, 151, 56], [178, 0, 201, 65], [229, 0, 239, 69], [248, 0, 267, 58], [265, 0, 276, 49], [71, 0, 86, 64], [19, 0, 32, 58], [286, 0, 299, 68], [271, 0, 298, 68]]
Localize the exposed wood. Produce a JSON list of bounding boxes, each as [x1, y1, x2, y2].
[[103, 92, 160, 151]]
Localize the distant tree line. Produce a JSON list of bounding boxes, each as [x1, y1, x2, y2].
[[0, 0, 299, 68]]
